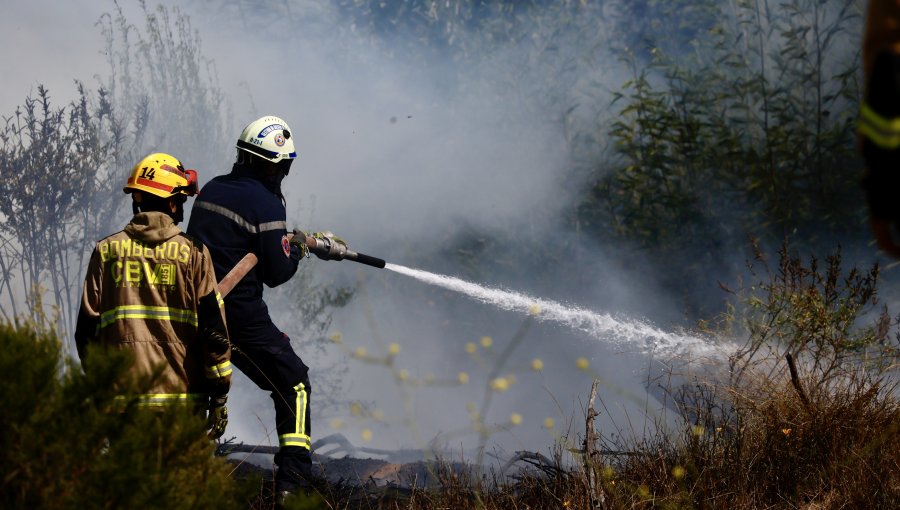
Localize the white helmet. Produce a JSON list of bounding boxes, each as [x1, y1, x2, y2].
[[236, 115, 297, 163]]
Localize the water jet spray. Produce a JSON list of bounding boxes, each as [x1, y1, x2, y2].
[[218, 239, 725, 359]]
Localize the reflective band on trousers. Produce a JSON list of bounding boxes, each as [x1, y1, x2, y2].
[[114, 393, 206, 407], [278, 382, 310, 450], [215, 290, 224, 308], [193, 200, 287, 234], [99, 305, 198, 329], [279, 433, 311, 449], [205, 360, 233, 379], [859, 102, 900, 149]]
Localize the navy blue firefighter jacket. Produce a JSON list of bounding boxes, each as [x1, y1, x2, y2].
[[186, 167, 300, 344]]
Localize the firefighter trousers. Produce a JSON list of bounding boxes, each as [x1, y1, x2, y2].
[[231, 332, 313, 491]]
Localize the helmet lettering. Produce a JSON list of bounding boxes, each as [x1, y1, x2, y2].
[[138, 167, 156, 180], [257, 124, 285, 138]]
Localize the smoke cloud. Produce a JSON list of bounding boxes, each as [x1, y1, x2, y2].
[[2, 0, 742, 459]]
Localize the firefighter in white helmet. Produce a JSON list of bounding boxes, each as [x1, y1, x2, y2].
[[187, 116, 349, 498], [75, 153, 232, 439]]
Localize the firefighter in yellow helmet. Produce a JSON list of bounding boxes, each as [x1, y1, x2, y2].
[[860, 1, 900, 258], [74, 153, 231, 439]]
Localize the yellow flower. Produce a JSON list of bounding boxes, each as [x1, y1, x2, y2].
[[396, 369, 409, 381], [480, 336, 493, 348], [528, 304, 542, 315], [388, 343, 401, 355], [354, 346, 367, 358], [465, 342, 477, 354], [361, 429, 373, 442], [490, 377, 509, 392], [350, 402, 362, 416], [329, 331, 343, 343], [510, 413, 522, 425], [330, 418, 343, 430], [672, 465, 686, 480], [692, 425, 705, 437], [576, 357, 590, 371], [543, 417, 555, 429], [458, 372, 470, 384], [531, 358, 544, 371]]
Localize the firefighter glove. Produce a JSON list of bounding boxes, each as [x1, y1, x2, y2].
[[289, 229, 310, 260], [310, 231, 348, 261], [207, 395, 228, 440]]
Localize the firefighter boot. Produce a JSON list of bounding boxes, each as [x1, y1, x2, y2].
[[274, 446, 317, 493]]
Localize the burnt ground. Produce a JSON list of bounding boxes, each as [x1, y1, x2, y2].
[[217, 433, 558, 485], [217, 433, 478, 488], [217, 434, 566, 508], [218, 434, 482, 508]]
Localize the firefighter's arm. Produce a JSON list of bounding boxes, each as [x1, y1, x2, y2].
[[73, 248, 103, 367], [197, 244, 232, 396], [258, 226, 300, 287], [198, 287, 231, 440], [198, 289, 231, 396], [196, 244, 232, 439]]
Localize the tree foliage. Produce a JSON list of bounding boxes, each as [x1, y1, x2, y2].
[[580, 0, 864, 253], [0, 2, 231, 345], [0, 85, 120, 332]]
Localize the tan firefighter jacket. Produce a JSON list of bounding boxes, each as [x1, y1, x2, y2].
[[75, 211, 232, 408]]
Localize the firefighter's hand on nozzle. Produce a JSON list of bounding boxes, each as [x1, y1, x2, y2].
[[289, 229, 310, 260], [207, 395, 228, 440], [310, 231, 348, 261]]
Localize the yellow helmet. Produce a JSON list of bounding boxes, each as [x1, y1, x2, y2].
[[124, 153, 199, 198]]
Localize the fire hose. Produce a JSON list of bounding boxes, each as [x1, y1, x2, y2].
[[218, 233, 385, 296]]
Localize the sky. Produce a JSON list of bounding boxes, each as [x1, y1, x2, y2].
[[0, 0, 811, 462]]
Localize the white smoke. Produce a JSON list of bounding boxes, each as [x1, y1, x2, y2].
[[1, 0, 743, 458]]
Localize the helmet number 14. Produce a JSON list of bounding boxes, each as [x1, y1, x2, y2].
[[139, 167, 156, 180]]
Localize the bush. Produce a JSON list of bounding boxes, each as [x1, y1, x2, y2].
[[0, 320, 251, 509], [596, 243, 900, 509]]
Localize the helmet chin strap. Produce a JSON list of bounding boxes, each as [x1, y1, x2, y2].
[[234, 152, 288, 202], [171, 200, 185, 224]]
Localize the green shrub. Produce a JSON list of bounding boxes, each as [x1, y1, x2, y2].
[[0, 320, 251, 509]]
